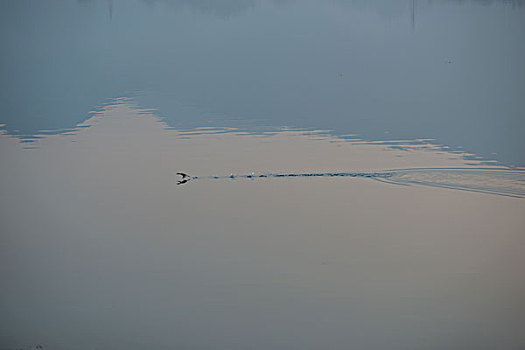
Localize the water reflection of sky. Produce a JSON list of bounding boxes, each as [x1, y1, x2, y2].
[[2, 3, 525, 347], [1, 0, 524, 167], [1, 101, 525, 350]]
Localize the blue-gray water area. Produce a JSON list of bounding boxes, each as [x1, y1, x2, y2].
[[1, 0, 525, 165]]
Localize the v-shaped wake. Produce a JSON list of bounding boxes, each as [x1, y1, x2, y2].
[[177, 168, 525, 198]]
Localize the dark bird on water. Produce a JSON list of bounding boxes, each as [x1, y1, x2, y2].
[[176, 172, 191, 185]]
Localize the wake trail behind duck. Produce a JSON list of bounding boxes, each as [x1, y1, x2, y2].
[[179, 168, 525, 198]]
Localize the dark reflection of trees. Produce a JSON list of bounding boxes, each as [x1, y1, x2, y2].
[[141, 0, 257, 18], [336, 0, 524, 5], [76, 0, 259, 19], [77, 0, 524, 20], [334, 0, 523, 27], [449, 0, 524, 5], [77, 0, 264, 18], [335, 0, 525, 16]]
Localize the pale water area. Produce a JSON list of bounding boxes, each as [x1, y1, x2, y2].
[[1, 1, 525, 350]]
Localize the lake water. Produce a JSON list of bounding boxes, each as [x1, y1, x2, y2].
[[1, 1, 525, 349]]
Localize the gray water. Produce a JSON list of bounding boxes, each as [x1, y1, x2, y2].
[[1, 0, 525, 165], [1, 2, 525, 350]]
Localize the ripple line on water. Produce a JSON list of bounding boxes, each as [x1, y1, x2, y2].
[[177, 168, 525, 198]]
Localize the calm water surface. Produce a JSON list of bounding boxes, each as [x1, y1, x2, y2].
[[1, 0, 525, 165], [1, 1, 525, 350]]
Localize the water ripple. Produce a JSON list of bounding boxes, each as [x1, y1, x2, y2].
[[179, 168, 525, 198]]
